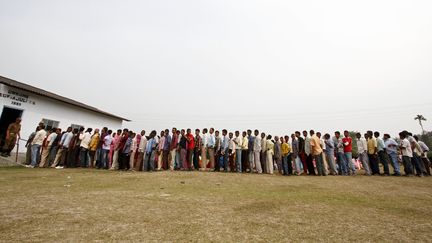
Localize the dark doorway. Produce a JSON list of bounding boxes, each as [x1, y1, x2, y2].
[[0, 106, 23, 147]]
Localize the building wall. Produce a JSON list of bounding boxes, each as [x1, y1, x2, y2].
[[0, 84, 123, 152]]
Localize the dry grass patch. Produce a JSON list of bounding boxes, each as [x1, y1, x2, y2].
[[0, 167, 431, 242]]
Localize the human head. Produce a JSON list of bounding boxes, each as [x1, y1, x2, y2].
[[335, 131, 340, 138], [141, 130, 146, 136], [247, 130, 252, 136], [215, 130, 220, 136], [261, 132, 266, 139], [309, 130, 315, 136], [229, 132, 233, 139], [374, 131, 380, 138], [85, 127, 91, 133], [316, 132, 321, 138], [295, 131, 301, 138], [235, 131, 240, 137], [324, 133, 330, 140], [344, 130, 349, 137], [107, 130, 113, 135], [222, 129, 227, 136], [303, 130, 308, 137], [172, 127, 177, 134], [242, 131, 247, 137], [254, 129, 259, 136], [356, 132, 361, 139], [209, 128, 214, 134], [195, 129, 200, 136], [187, 128, 191, 134], [384, 134, 391, 140], [165, 129, 169, 135], [203, 128, 208, 134]]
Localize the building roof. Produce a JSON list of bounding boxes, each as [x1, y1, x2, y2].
[[0, 75, 130, 122]]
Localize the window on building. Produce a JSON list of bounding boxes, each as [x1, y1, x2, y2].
[[71, 124, 83, 131], [42, 118, 60, 131]]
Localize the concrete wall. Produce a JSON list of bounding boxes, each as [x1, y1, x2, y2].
[[0, 84, 123, 152]]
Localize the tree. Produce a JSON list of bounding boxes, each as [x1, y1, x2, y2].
[[414, 114, 427, 135]]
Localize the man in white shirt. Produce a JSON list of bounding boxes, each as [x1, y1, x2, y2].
[[39, 128, 57, 168], [79, 128, 92, 167], [399, 131, 414, 176], [28, 125, 47, 168], [356, 133, 371, 176], [200, 128, 209, 170], [207, 128, 216, 170], [253, 130, 262, 174], [414, 135, 430, 176], [384, 134, 401, 176], [101, 130, 113, 169], [137, 130, 147, 171], [234, 131, 242, 173]]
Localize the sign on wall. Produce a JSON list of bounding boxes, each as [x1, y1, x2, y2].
[[0, 86, 37, 107]]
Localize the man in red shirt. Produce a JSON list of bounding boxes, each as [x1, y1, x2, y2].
[[342, 130, 356, 175], [185, 129, 195, 170]]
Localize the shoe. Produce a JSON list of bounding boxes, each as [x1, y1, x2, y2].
[[55, 166, 64, 169]]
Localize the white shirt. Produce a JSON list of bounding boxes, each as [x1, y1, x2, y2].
[[47, 133, 57, 146], [32, 129, 47, 146], [400, 138, 413, 157], [139, 136, 148, 152], [356, 138, 367, 153], [254, 136, 262, 152], [80, 132, 92, 149], [201, 133, 209, 147], [234, 136, 242, 150], [103, 135, 113, 150], [304, 137, 311, 155]]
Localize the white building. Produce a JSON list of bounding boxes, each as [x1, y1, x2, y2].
[[0, 75, 130, 152]]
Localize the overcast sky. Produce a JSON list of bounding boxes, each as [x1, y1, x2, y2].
[[1, 0, 431, 136]]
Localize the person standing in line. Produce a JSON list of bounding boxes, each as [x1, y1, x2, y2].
[[117, 129, 129, 170], [79, 128, 92, 168], [52, 127, 72, 168], [253, 130, 262, 174], [129, 132, 138, 171], [89, 128, 100, 168], [95, 127, 107, 169], [207, 128, 216, 171], [367, 131, 379, 175], [193, 129, 202, 171], [143, 130, 157, 171], [200, 128, 209, 170], [342, 130, 356, 175], [241, 131, 249, 173], [334, 131, 347, 175], [281, 136, 292, 176], [406, 132, 425, 176], [174, 130, 181, 170], [49, 128, 62, 166], [68, 128, 82, 168], [179, 129, 188, 171], [27, 125, 47, 168], [39, 128, 57, 167], [185, 129, 195, 170], [291, 133, 302, 175], [355, 133, 371, 176], [415, 135, 430, 176], [303, 130, 315, 175], [1, 118, 21, 157], [25, 127, 39, 165], [399, 132, 414, 176], [101, 130, 113, 169], [324, 134, 337, 175], [260, 132, 267, 174], [228, 132, 236, 172], [136, 130, 147, 171], [383, 134, 401, 176], [156, 130, 165, 171], [121, 131, 133, 171], [265, 135, 274, 174], [247, 130, 255, 173], [214, 130, 222, 171], [296, 131, 308, 175], [274, 136, 282, 174], [38, 129, 51, 168], [162, 129, 171, 170], [110, 129, 122, 170], [310, 130, 325, 176], [374, 132, 390, 176], [169, 128, 178, 171], [220, 129, 229, 172], [234, 131, 242, 173]]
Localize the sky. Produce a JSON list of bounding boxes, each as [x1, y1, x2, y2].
[[1, 0, 431, 136]]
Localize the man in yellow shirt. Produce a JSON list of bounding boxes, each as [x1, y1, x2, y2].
[[310, 130, 325, 176], [281, 136, 292, 175], [367, 131, 379, 175]]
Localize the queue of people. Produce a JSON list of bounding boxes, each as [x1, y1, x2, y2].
[[22, 123, 431, 177]]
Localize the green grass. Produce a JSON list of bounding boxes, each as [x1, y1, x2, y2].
[[0, 167, 431, 242]]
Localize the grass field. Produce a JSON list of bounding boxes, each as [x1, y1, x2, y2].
[[0, 167, 431, 242]]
